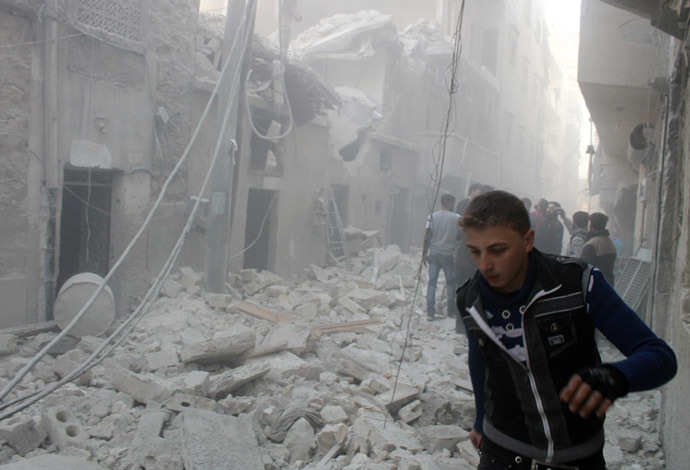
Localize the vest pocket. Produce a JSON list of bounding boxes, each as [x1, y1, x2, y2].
[[535, 312, 577, 357]]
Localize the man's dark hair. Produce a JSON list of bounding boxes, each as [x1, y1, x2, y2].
[[461, 190, 531, 235], [440, 193, 456, 208], [573, 211, 589, 229], [589, 212, 609, 231], [469, 183, 483, 195], [456, 198, 470, 216], [536, 198, 548, 211], [521, 197, 532, 210], [480, 184, 495, 195]]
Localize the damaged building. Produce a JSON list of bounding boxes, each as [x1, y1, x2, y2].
[[578, 0, 690, 468]]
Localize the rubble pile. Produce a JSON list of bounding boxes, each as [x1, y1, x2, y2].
[[0, 246, 668, 469]]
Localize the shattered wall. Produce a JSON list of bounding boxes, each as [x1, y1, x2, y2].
[[0, 5, 42, 327]]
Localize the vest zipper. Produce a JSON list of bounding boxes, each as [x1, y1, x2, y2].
[[522, 285, 561, 463]]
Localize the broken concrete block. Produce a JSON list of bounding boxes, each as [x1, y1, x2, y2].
[[164, 393, 219, 413], [266, 284, 289, 298], [456, 439, 480, 467], [284, 417, 316, 463], [40, 406, 88, 450], [377, 384, 419, 413], [161, 278, 183, 298], [246, 351, 323, 381], [144, 349, 179, 371], [204, 292, 233, 309], [262, 323, 313, 356], [125, 410, 182, 470], [0, 454, 108, 469], [0, 334, 18, 356], [338, 296, 366, 315], [336, 344, 390, 381], [209, 362, 271, 398], [179, 266, 202, 289], [52, 355, 92, 387], [180, 409, 263, 470], [182, 370, 210, 396], [398, 400, 423, 424], [78, 335, 103, 354], [109, 366, 175, 404], [417, 425, 468, 453], [316, 422, 349, 454], [377, 245, 402, 274], [362, 373, 391, 394], [218, 396, 253, 416], [180, 324, 256, 364], [345, 288, 391, 310], [0, 415, 47, 456], [310, 264, 330, 282], [320, 405, 348, 424], [294, 301, 318, 319], [352, 410, 424, 453]]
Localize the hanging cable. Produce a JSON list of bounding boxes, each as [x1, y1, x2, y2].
[[0, 0, 256, 406], [244, 68, 295, 141], [384, 0, 467, 427]]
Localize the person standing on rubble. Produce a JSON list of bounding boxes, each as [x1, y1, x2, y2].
[[422, 193, 460, 320], [455, 190, 677, 470]]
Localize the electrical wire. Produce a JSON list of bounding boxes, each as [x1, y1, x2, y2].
[[0, 0, 256, 407], [244, 68, 295, 141], [384, 0, 467, 427]]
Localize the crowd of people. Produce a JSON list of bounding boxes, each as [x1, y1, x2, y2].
[[421, 187, 677, 470], [422, 184, 623, 321]]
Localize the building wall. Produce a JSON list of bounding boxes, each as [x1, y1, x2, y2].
[[0, 7, 42, 327]]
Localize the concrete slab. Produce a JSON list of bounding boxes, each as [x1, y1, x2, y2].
[[180, 408, 263, 470], [209, 362, 271, 398], [0, 415, 47, 456], [0, 455, 107, 469], [180, 324, 256, 364]]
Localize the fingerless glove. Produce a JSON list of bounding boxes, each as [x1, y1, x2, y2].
[[575, 365, 628, 401]]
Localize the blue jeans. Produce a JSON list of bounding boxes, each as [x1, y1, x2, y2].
[[427, 251, 457, 317]]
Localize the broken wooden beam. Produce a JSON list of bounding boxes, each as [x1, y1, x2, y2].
[[311, 319, 382, 338], [234, 300, 292, 323]]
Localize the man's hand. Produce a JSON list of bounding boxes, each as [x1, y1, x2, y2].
[[469, 429, 482, 449], [559, 374, 612, 419], [559, 366, 627, 419]]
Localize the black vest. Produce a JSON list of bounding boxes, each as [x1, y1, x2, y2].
[[456, 251, 604, 464]]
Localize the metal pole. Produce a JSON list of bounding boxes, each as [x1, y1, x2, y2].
[[205, 0, 247, 293], [42, 0, 60, 320]]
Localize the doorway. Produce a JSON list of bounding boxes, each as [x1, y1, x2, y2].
[[243, 188, 277, 271], [58, 168, 112, 292]]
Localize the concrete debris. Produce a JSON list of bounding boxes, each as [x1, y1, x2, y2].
[[0, 246, 670, 468]]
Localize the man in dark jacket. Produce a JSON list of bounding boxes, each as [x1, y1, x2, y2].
[[456, 191, 676, 470], [582, 212, 617, 284], [534, 201, 565, 255]]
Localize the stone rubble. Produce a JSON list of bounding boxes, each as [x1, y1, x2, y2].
[[0, 246, 669, 469]]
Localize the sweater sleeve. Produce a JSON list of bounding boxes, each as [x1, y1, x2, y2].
[[586, 270, 677, 392], [467, 329, 486, 432]]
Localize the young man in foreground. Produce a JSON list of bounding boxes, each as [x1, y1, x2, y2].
[[455, 190, 676, 470]]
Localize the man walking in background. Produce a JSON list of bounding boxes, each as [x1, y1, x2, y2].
[[565, 210, 590, 258], [422, 193, 460, 320], [582, 212, 617, 284]]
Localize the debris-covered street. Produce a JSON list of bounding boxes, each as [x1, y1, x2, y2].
[[0, 247, 669, 469]]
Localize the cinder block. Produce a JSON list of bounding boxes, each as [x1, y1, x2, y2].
[[0, 415, 47, 456], [40, 406, 88, 450]]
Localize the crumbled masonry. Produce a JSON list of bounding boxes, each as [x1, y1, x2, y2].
[[0, 246, 668, 469]]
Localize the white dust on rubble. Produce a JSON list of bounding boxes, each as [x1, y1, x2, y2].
[[0, 245, 669, 469]]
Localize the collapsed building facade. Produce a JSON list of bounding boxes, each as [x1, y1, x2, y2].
[[578, 0, 690, 467]]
